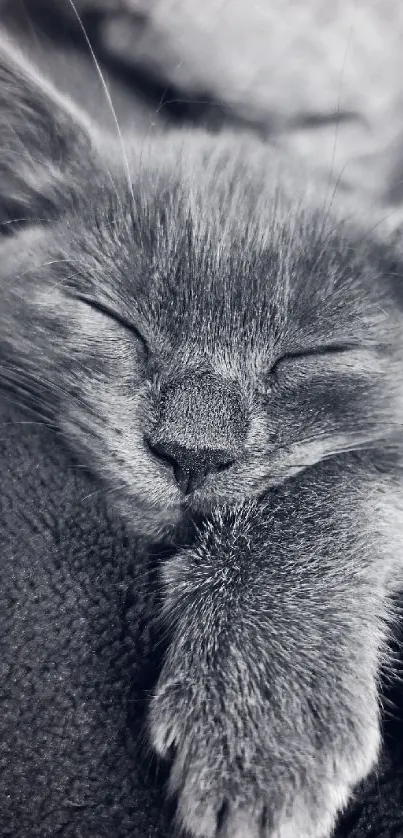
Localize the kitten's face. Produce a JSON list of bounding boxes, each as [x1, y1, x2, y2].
[[1, 42, 402, 540]]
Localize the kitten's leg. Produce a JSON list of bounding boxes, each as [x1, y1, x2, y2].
[[149, 458, 403, 838]]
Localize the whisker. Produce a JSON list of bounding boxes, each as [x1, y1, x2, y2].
[[0, 216, 46, 229], [65, 0, 136, 217], [80, 482, 127, 504], [326, 23, 354, 197], [17, 257, 78, 281]]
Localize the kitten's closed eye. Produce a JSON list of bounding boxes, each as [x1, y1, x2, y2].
[[73, 293, 150, 356], [267, 344, 381, 383], [270, 344, 360, 374]]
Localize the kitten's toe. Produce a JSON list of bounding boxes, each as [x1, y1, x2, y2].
[[149, 678, 380, 838], [150, 717, 178, 759], [174, 781, 264, 838]]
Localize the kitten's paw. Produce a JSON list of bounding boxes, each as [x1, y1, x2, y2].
[[149, 681, 380, 838]]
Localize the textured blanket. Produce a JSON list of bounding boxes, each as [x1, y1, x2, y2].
[[0, 398, 170, 838], [1, 402, 403, 838]]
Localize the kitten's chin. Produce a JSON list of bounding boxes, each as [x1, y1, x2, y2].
[[112, 492, 210, 545], [113, 493, 183, 541]]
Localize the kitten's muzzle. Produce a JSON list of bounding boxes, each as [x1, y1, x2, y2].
[[147, 437, 234, 494], [147, 371, 248, 495]]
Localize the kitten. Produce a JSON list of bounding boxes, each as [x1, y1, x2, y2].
[[1, 35, 403, 838]]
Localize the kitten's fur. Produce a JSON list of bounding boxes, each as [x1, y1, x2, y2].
[[1, 35, 403, 838]]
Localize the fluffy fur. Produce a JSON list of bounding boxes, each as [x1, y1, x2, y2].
[[1, 34, 403, 838]]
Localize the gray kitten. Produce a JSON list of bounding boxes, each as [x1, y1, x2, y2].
[[1, 37, 403, 838]]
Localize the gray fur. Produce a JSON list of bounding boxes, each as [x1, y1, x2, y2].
[[1, 35, 403, 838]]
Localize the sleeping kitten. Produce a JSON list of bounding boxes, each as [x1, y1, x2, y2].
[[1, 36, 403, 838]]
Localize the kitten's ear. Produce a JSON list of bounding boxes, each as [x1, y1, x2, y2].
[[0, 35, 93, 222]]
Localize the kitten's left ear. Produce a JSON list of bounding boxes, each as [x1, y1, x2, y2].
[[0, 33, 94, 222]]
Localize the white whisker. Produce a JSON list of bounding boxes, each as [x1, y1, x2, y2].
[[65, 0, 136, 218], [327, 23, 354, 195]]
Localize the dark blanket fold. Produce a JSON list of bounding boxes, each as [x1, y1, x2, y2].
[[0, 398, 171, 838], [1, 397, 403, 838]]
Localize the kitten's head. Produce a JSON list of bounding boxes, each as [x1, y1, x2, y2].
[[1, 37, 402, 540]]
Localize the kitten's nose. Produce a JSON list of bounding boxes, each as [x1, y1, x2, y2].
[[149, 438, 234, 494], [148, 371, 248, 495]]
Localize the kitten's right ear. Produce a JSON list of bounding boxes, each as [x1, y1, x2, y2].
[[0, 34, 94, 223]]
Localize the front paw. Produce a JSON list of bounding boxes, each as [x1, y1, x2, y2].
[[149, 679, 380, 838]]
